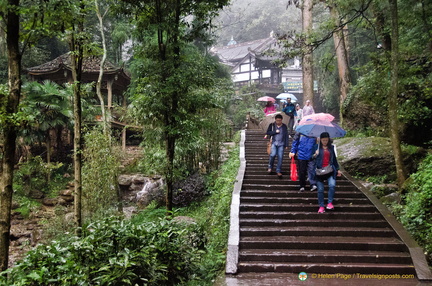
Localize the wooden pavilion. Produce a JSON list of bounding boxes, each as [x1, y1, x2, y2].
[[26, 53, 134, 150]]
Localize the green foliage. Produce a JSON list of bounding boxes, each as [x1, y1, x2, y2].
[[178, 144, 240, 284], [227, 84, 266, 129], [1, 137, 240, 285], [399, 153, 432, 262], [0, 216, 206, 285], [13, 156, 64, 197], [129, 44, 233, 177], [82, 127, 121, 221]]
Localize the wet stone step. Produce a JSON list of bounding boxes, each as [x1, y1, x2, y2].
[[239, 236, 408, 252], [237, 262, 416, 275], [240, 196, 371, 205], [239, 249, 413, 264], [239, 218, 390, 228], [240, 190, 366, 198], [239, 203, 378, 212], [240, 226, 397, 238], [239, 211, 384, 220]]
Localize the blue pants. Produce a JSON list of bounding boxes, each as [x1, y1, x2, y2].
[[307, 160, 317, 186], [268, 144, 285, 173], [317, 175, 336, 207]]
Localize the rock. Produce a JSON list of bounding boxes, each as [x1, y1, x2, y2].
[[59, 195, 74, 203], [43, 198, 58, 206], [118, 174, 134, 186], [123, 206, 138, 219], [380, 192, 400, 205], [29, 189, 45, 199], [335, 137, 426, 180], [136, 178, 165, 207], [371, 184, 399, 199], [65, 212, 75, 222], [59, 189, 73, 196]]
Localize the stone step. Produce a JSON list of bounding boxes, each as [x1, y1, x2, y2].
[[240, 196, 370, 204], [240, 226, 396, 238], [239, 236, 408, 252], [239, 211, 383, 220], [240, 190, 367, 198], [239, 203, 378, 213], [239, 249, 413, 264], [242, 184, 361, 191], [237, 262, 416, 275], [239, 218, 389, 228]]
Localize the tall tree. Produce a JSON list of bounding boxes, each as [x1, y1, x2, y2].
[[122, 0, 229, 214], [302, 0, 314, 103], [388, 0, 406, 188], [328, 2, 351, 123], [69, 5, 85, 234], [95, 0, 109, 136], [0, 0, 21, 272]]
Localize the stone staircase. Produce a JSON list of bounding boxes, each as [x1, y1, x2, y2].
[[235, 129, 419, 276]]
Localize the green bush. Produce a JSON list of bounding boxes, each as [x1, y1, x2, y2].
[[0, 217, 205, 286], [399, 153, 432, 262], [82, 128, 121, 221]]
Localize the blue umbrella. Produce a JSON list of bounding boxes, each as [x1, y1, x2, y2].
[[295, 122, 346, 138], [276, 93, 298, 102]]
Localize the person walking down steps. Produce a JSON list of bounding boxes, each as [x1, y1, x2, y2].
[[266, 114, 289, 178], [289, 132, 318, 192], [314, 132, 342, 213]]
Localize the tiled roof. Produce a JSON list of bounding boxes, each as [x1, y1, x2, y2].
[[27, 53, 126, 75], [211, 37, 276, 65]]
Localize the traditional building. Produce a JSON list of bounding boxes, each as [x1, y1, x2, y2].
[[210, 32, 302, 95], [26, 53, 135, 149]]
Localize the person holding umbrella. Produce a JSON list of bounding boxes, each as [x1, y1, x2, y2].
[[266, 114, 289, 178], [264, 100, 276, 115], [282, 97, 297, 136], [289, 132, 318, 192], [313, 132, 342, 213]]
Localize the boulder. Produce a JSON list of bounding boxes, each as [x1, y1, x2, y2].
[[335, 137, 426, 180], [136, 177, 165, 207]]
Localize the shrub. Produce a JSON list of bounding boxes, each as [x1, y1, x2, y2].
[[399, 153, 432, 263], [0, 216, 205, 286]]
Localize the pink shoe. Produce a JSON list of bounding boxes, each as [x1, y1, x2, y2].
[[326, 203, 334, 210], [318, 207, 325, 213]]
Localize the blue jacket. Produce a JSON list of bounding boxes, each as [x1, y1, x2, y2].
[[290, 132, 317, 160], [282, 103, 297, 118], [266, 123, 289, 148], [313, 144, 340, 179]]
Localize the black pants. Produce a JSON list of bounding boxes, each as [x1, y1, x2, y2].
[[287, 116, 295, 135], [297, 159, 309, 188]]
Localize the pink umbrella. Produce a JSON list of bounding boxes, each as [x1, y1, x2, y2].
[[257, 96, 275, 103], [299, 113, 335, 126]]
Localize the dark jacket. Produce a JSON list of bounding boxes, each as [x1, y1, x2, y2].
[[313, 144, 339, 179], [290, 132, 317, 161], [266, 123, 289, 148], [282, 103, 297, 118]]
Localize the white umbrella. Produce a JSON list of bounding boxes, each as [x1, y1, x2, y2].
[[276, 93, 298, 102]]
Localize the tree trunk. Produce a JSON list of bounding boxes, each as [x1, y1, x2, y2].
[[46, 132, 51, 184], [69, 14, 85, 235], [329, 4, 351, 124], [302, 0, 314, 104], [95, 0, 108, 136], [388, 0, 406, 189], [0, 0, 21, 271]]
